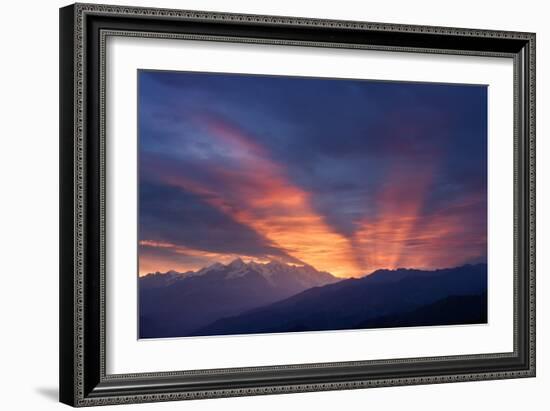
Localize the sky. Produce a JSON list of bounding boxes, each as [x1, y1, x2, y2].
[[138, 70, 487, 278]]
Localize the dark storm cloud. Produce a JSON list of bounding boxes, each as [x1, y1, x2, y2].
[[139, 179, 299, 262]]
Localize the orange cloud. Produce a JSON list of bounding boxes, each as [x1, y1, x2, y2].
[[163, 115, 363, 278]]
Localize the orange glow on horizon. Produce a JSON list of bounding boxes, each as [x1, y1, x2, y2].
[[138, 240, 273, 276], [353, 166, 434, 273]]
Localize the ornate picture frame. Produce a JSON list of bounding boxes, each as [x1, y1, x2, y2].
[[59, 3, 535, 407]]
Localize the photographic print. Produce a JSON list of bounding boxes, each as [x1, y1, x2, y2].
[[138, 70, 488, 339]]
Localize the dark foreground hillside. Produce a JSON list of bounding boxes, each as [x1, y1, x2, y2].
[[192, 264, 488, 336]]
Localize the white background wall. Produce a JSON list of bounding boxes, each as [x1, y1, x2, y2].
[[0, 0, 546, 409]]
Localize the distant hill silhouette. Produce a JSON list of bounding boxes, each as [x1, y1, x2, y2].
[[192, 264, 487, 336], [139, 259, 338, 338]]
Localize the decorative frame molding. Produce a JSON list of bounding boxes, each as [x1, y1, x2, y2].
[[60, 3, 535, 407]]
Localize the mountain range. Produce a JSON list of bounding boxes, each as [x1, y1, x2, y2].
[[139, 258, 338, 338], [139, 259, 487, 338]]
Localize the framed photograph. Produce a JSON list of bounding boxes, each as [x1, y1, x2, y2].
[[59, 3, 536, 407]]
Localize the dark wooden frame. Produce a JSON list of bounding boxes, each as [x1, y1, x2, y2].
[[60, 3, 536, 407]]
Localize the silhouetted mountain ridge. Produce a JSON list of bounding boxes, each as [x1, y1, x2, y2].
[[139, 259, 339, 338], [191, 263, 487, 336]]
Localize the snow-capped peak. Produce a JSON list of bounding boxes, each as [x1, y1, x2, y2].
[[193, 262, 225, 277], [225, 258, 251, 279], [228, 258, 246, 269]]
